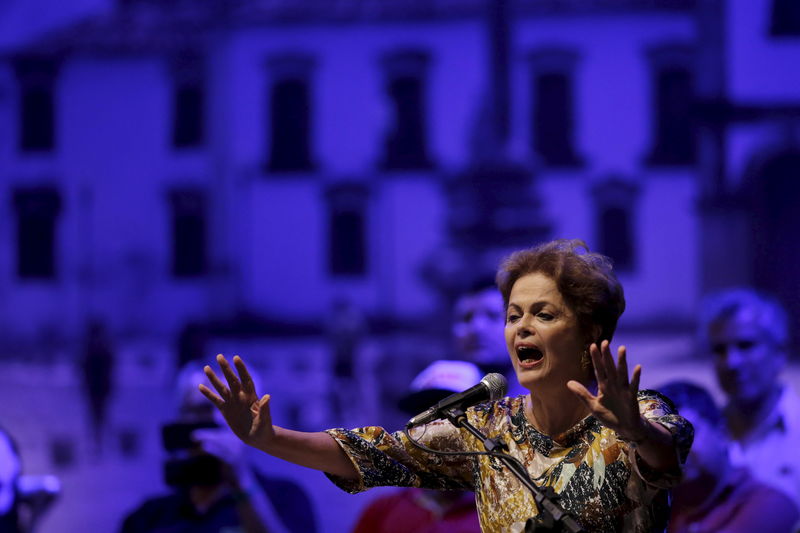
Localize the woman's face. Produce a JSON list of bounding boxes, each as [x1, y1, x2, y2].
[[504, 272, 587, 392]]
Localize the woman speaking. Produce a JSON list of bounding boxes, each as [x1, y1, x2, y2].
[[199, 240, 692, 532]]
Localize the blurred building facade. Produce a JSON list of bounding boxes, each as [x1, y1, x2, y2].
[[0, 0, 798, 372]]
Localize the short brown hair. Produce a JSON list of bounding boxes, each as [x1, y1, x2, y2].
[[496, 239, 625, 344]]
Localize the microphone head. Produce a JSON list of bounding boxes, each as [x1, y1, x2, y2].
[[480, 373, 508, 401]]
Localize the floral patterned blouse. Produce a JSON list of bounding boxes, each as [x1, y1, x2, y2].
[[326, 390, 692, 533]]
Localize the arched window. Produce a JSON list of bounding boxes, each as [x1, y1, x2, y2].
[[381, 50, 432, 170], [771, 0, 800, 36], [599, 206, 634, 272], [14, 58, 59, 153], [169, 189, 207, 278], [170, 52, 205, 149], [527, 47, 582, 168], [327, 184, 368, 277], [645, 45, 696, 166], [269, 79, 312, 171], [14, 187, 61, 279], [592, 178, 639, 273], [266, 54, 315, 172]]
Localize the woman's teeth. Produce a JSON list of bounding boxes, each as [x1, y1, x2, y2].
[[517, 346, 543, 362]]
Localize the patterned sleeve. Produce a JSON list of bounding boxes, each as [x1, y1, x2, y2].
[[324, 418, 477, 494], [629, 389, 694, 489]]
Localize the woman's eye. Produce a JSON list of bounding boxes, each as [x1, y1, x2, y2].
[[506, 314, 520, 323], [537, 312, 554, 321]]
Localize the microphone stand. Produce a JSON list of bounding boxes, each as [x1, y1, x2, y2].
[[439, 407, 585, 533]]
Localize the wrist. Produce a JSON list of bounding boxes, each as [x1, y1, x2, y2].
[[620, 417, 650, 445], [258, 425, 282, 454]]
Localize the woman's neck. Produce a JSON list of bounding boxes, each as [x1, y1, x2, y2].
[[526, 386, 591, 437]]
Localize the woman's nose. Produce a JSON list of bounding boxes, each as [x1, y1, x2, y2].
[[516, 315, 534, 336]]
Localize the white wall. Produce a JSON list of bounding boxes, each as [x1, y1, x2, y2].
[[728, 0, 800, 103]]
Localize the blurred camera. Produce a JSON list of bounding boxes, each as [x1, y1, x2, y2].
[[15, 474, 60, 524], [16, 474, 60, 504], [161, 421, 224, 487]]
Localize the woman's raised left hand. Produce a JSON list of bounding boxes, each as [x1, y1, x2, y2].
[[566, 340, 648, 442]]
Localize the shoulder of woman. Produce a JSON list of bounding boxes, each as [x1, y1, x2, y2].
[[636, 389, 678, 414]]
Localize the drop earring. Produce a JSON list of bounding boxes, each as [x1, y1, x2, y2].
[[581, 348, 592, 371]]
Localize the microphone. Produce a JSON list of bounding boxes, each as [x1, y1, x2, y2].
[[406, 373, 508, 427]]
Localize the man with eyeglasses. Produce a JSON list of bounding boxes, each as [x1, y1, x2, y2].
[[700, 288, 800, 507]]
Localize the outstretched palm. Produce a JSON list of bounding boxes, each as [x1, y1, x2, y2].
[[199, 354, 274, 448], [567, 341, 646, 441]]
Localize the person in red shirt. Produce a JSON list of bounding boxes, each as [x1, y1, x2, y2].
[[351, 360, 483, 533], [661, 381, 799, 533]]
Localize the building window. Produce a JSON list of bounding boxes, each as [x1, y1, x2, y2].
[[14, 58, 59, 153], [13, 187, 61, 279], [771, 0, 800, 36], [170, 52, 205, 148], [169, 189, 207, 278], [173, 85, 204, 147], [533, 72, 578, 166], [592, 178, 639, 273], [599, 206, 634, 271], [381, 50, 432, 170], [646, 45, 696, 166], [269, 79, 312, 171], [527, 48, 582, 168], [266, 54, 315, 173], [327, 184, 368, 277]]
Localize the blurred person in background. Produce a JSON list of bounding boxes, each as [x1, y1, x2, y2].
[[351, 360, 482, 533], [199, 239, 692, 532], [452, 278, 524, 397], [660, 381, 798, 533], [349, 277, 516, 532], [120, 363, 316, 533], [0, 428, 59, 533], [699, 288, 800, 506], [80, 320, 115, 457]]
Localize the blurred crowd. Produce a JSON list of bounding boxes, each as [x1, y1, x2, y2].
[[2, 283, 800, 532]]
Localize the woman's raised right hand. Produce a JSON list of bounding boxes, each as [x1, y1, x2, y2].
[[199, 354, 275, 450]]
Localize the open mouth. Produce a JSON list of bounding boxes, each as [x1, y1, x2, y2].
[[516, 345, 544, 364]]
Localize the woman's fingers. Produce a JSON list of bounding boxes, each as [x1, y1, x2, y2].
[[590, 343, 607, 383], [252, 394, 272, 432], [600, 340, 618, 386], [591, 341, 618, 388], [616, 345, 630, 387], [204, 364, 231, 400], [234, 355, 257, 396], [198, 383, 225, 409], [630, 364, 642, 394], [567, 380, 595, 406], [592, 342, 635, 392], [217, 354, 243, 396]]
